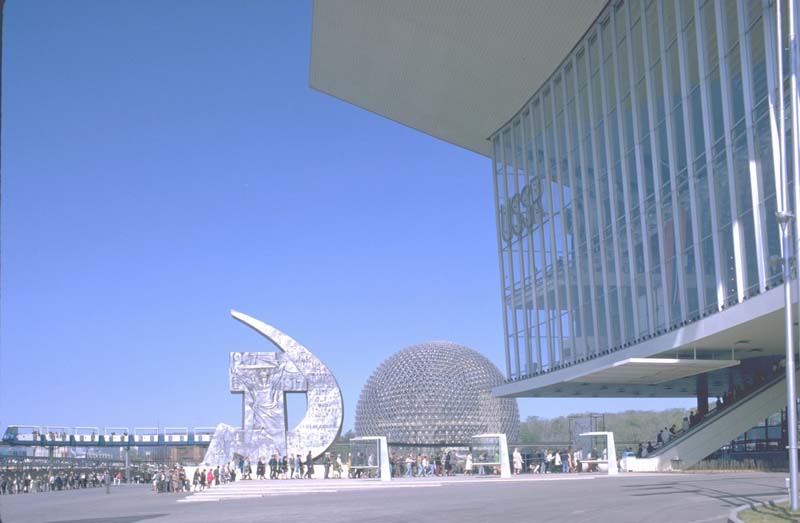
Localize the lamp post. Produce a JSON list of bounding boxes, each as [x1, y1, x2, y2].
[[789, 0, 800, 511], [778, 0, 799, 510], [779, 208, 798, 511]]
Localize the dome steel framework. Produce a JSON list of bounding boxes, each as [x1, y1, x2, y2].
[[355, 341, 520, 445]]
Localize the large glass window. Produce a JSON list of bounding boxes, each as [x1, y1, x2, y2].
[[492, 0, 787, 379]]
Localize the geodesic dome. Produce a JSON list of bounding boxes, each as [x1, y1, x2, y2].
[[354, 341, 520, 445]]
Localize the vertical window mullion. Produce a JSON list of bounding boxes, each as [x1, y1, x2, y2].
[[693, 0, 726, 311], [625, 0, 657, 330], [511, 122, 533, 376], [492, 136, 512, 377], [530, 104, 556, 368], [657, 0, 690, 322], [500, 131, 521, 377], [763, 0, 787, 258], [598, 17, 627, 346], [522, 112, 543, 374], [714, 0, 748, 303], [539, 94, 565, 364], [550, 80, 578, 363], [585, 34, 616, 350], [573, 52, 603, 356], [675, 0, 708, 314], [560, 71, 590, 361], [610, 7, 643, 339], [639, 0, 674, 328], [736, 0, 769, 293], [625, 2, 671, 332]]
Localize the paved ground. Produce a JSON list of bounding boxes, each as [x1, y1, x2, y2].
[[0, 472, 790, 523]]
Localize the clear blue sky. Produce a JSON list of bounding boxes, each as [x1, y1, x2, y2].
[[0, 1, 692, 433]]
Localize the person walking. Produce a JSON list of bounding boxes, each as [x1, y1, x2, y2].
[[465, 453, 473, 475], [513, 448, 523, 475], [305, 451, 314, 478], [335, 454, 343, 479], [280, 456, 288, 480], [538, 449, 547, 474], [269, 455, 278, 480]]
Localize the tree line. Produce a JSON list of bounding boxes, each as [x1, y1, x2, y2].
[[517, 408, 689, 447]]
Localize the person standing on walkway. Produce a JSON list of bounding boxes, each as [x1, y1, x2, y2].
[[538, 449, 547, 474], [513, 448, 523, 475], [305, 451, 314, 478], [281, 456, 289, 479], [269, 455, 278, 480], [335, 454, 344, 478], [103, 470, 111, 494]]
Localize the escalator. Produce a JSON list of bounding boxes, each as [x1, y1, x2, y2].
[[626, 371, 793, 472]]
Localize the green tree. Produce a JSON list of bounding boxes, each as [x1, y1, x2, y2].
[[515, 408, 691, 447]]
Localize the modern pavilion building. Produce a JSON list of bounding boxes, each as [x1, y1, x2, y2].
[[311, 0, 800, 468]]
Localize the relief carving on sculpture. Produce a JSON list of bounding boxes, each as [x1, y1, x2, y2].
[[202, 310, 343, 466]]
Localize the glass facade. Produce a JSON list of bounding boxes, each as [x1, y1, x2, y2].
[[493, 0, 793, 380]]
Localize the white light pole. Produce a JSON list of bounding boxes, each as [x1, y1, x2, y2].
[[778, 0, 799, 511]]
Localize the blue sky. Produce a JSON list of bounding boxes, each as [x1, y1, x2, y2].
[[0, 1, 692, 433]]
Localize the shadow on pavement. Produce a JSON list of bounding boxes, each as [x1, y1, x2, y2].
[[621, 479, 786, 508], [45, 515, 167, 523]]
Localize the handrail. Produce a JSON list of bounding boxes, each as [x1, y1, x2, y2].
[[645, 369, 789, 458]]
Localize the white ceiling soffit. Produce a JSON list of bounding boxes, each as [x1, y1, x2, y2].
[[569, 358, 742, 385], [309, 0, 608, 157]]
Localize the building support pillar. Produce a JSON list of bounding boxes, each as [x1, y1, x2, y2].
[[696, 373, 709, 417]]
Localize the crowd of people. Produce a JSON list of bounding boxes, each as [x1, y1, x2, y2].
[[0, 444, 641, 496], [0, 468, 121, 494], [389, 451, 459, 478], [179, 450, 353, 492], [521, 448, 614, 473], [525, 448, 580, 473], [384, 448, 613, 476], [153, 466, 190, 493]]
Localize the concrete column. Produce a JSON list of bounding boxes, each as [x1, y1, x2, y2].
[[697, 374, 709, 416]]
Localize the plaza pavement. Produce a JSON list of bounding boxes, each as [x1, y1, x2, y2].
[[0, 472, 790, 523]]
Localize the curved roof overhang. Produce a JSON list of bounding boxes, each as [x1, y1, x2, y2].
[[309, 0, 609, 157]]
